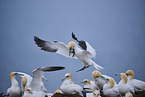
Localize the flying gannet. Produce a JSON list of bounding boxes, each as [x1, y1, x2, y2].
[[7, 72, 24, 97], [34, 33, 103, 72], [60, 73, 84, 96], [92, 70, 115, 91], [126, 70, 145, 91], [115, 73, 135, 96], [23, 66, 65, 97], [103, 78, 120, 97]]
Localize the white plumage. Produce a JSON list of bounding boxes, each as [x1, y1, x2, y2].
[[92, 70, 115, 90], [23, 66, 65, 97], [7, 72, 24, 97], [60, 73, 83, 96], [116, 73, 135, 96], [126, 70, 145, 91], [103, 78, 120, 97], [34, 34, 103, 71]]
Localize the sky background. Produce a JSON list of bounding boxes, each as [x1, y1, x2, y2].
[[0, 0, 145, 94]]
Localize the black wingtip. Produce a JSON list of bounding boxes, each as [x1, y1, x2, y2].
[[39, 66, 65, 72], [72, 32, 79, 42]]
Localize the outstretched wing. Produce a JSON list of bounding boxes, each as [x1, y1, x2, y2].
[[34, 36, 77, 58], [30, 66, 65, 90], [72, 32, 96, 58]]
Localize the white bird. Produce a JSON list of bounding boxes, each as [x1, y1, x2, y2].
[[92, 70, 115, 90], [115, 73, 135, 96], [60, 73, 84, 96], [7, 72, 24, 97], [80, 79, 98, 92], [23, 66, 65, 97], [126, 70, 145, 91], [34, 33, 103, 72], [125, 92, 133, 97], [103, 78, 120, 97], [93, 90, 101, 97], [17, 72, 48, 93]]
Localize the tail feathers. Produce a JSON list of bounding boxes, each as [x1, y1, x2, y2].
[[92, 61, 104, 70]]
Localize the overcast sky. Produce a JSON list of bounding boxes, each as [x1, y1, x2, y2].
[[0, 0, 145, 94]]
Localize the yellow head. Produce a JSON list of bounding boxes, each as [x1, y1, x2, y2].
[[21, 77, 27, 86], [54, 90, 63, 94], [82, 79, 91, 85], [125, 92, 133, 97], [92, 70, 101, 78], [62, 73, 72, 81], [24, 87, 33, 94], [120, 73, 128, 84], [9, 72, 23, 81], [68, 41, 77, 49], [93, 90, 100, 97], [126, 70, 134, 80], [109, 78, 115, 88]]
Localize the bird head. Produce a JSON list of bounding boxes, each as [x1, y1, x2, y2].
[[93, 90, 100, 97], [24, 87, 33, 94], [10, 72, 24, 81], [62, 73, 72, 81], [115, 73, 128, 84], [126, 70, 134, 80], [80, 79, 90, 85], [68, 41, 77, 56], [92, 70, 101, 78]]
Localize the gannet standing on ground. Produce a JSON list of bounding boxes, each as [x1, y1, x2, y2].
[[7, 72, 24, 97], [126, 70, 145, 91], [23, 66, 65, 97], [34, 33, 103, 72], [80, 79, 98, 97], [17, 72, 48, 93], [60, 73, 84, 96], [92, 70, 115, 91], [103, 78, 120, 97], [115, 73, 135, 96], [80, 79, 98, 92]]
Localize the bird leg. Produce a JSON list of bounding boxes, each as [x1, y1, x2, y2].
[[76, 65, 90, 72]]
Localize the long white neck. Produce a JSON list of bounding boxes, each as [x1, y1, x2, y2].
[[11, 77, 19, 88]]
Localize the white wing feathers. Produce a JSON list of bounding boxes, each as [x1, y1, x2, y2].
[[34, 36, 77, 59], [85, 42, 96, 58]]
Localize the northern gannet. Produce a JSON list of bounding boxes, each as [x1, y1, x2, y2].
[[92, 70, 115, 90], [7, 72, 24, 97], [103, 78, 120, 97], [34, 33, 103, 72], [60, 73, 83, 96], [126, 70, 145, 91], [23, 66, 65, 97], [17, 72, 48, 93], [115, 73, 135, 96], [125, 92, 133, 97], [93, 90, 101, 97], [80, 79, 98, 92]]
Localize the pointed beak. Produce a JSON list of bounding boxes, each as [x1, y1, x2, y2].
[[14, 73, 24, 76], [115, 73, 120, 76], [61, 76, 66, 81], [42, 76, 48, 82], [28, 90, 33, 94], [80, 81, 85, 84]]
